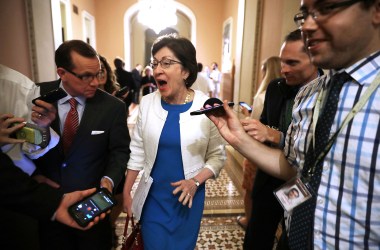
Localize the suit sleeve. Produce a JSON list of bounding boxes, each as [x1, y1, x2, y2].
[[105, 101, 131, 189], [0, 152, 63, 220]]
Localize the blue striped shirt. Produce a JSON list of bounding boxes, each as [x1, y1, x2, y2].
[[284, 51, 380, 249]]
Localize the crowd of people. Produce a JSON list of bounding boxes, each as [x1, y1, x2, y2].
[[1, 0, 380, 249]]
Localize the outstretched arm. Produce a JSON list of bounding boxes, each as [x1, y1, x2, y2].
[[206, 101, 296, 181]]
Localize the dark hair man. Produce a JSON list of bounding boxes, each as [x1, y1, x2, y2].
[[34, 40, 131, 249]]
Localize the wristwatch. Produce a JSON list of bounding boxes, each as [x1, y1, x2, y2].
[[192, 177, 200, 187]]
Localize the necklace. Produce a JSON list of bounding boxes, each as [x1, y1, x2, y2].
[[184, 91, 191, 104], [163, 91, 191, 104]]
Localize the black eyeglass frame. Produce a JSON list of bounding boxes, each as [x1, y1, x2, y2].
[[63, 67, 105, 83], [150, 58, 182, 70], [294, 0, 362, 28]]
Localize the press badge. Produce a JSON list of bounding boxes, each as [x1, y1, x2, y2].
[[274, 176, 312, 213]]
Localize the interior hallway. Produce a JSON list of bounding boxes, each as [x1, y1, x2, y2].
[[115, 106, 246, 249]]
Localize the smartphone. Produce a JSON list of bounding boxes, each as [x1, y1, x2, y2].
[[239, 101, 252, 113], [115, 86, 129, 98], [13, 122, 50, 148], [68, 188, 117, 227], [32, 87, 67, 105], [190, 102, 234, 116]]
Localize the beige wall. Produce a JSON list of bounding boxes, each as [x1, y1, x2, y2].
[[71, 0, 96, 40], [0, 0, 300, 96], [95, 0, 227, 71], [95, 0, 134, 67], [180, 0, 225, 69], [0, 0, 32, 78]]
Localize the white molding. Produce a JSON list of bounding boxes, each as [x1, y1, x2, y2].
[[82, 10, 96, 49], [123, 1, 196, 70]]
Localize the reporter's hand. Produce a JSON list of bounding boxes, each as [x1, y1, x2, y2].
[[240, 106, 250, 117], [0, 113, 26, 146], [241, 118, 268, 142], [31, 100, 57, 127], [100, 178, 113, 194], [206, 100, 247, 147], [55, 188, 106, 230]]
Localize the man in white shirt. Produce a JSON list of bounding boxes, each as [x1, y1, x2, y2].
[[192, 62, 213, 96], [0, 64, 59, 175], [209, 62, 221, 98]]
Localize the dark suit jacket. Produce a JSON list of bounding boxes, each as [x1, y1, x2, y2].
[[115, 68, 135, 108], [0, 151, 62, 219], [244, 78, 300, 249], [34, 80, 131, 193], [0, 152, 63, 250], [131, 68, 142, 89]]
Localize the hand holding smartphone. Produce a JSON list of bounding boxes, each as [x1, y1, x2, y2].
[[68, 188, 116, 227], [239, 101, 253, 113], [32, 87, 67, 105], [12, 122, 50, 148]]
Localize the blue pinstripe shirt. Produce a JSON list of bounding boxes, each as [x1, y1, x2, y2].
[[284, 51, 380, 249]]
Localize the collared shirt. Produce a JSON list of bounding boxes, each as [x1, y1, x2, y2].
[[284, 51, 380, 249], [58, 82, 86, 133]]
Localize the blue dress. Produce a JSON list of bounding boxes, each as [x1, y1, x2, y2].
[[140, 100, 205, 250]]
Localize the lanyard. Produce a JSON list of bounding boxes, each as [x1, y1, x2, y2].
[[305, 71, 380, 180]]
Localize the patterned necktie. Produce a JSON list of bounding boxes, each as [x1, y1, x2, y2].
[[288, 72, 351, 249], [63, 98, 79, 154]]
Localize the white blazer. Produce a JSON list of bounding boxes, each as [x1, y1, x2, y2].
[[127, 90, 226, 182]]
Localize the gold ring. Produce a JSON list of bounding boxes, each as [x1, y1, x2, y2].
[[187, 193, 191, 197]]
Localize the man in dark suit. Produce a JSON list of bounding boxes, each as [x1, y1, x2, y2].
[[241, 30, 320, 249], [113, 57, 135, 115], [33, 40, 131, 249], [131, 63, 142, 104]]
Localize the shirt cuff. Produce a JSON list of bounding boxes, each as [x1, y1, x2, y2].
[[101, 176, 114, 189], [22, 127, 60, 159]]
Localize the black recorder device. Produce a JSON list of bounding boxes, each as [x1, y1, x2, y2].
[[32, 87, 67, 105], [190, 98, 234, 116], [68, 188, 117, 227]]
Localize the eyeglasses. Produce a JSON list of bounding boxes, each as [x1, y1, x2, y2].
[[64, 68, 105, 83], [150, 58, 182, 70], [294, 0, 362, 28]]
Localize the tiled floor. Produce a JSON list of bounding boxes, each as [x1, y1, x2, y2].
[[118, 106, 246, 249]]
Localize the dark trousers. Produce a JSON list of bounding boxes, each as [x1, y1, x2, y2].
[[244, 171, 284, 249], [0, 209, 40, 250], [39, 216, 112, 250]]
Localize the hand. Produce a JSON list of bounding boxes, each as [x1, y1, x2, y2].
[[171, 179, 198, 208], [0, 113, 26, 146], [122, 191, 133, 217], [241, 118, 268, 142], [100, 177, 113, 194], [55, 188, 106, 230], [31, 100, 57, 128], [32, 174, 60, 188]]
